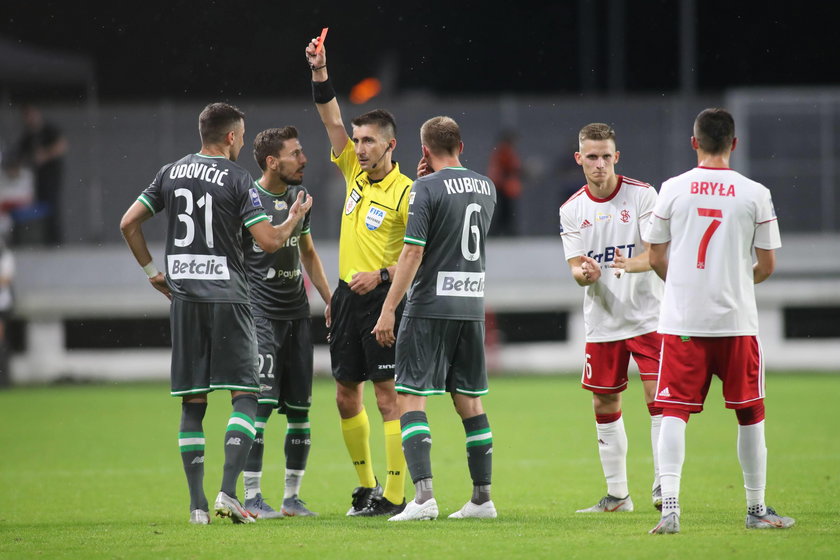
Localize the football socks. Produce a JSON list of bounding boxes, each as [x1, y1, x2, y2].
[[179, 401, 208, 512], [595, 412, 629, 499], [463, 413, 493, 502], [649, 409, 663, 491], [401, 411, 433, 483], [738, 420, 768, 515], [243, 404, 272, 500], [383, 419, 407, 504], [220, 393, 257, 498], [284, 410, 311, 499], [658, 415, 687, 516], [340, 408, 377, 488]]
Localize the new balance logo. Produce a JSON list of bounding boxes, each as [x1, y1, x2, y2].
[[422, 437, 432, 444], [580, 219, 593, 229], [226, 437, 242, 446], [658, 387, 671, 398], [191, 456, 205, 465]]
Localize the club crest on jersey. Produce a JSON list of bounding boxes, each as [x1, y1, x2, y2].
[[249, 188, 261, 208], [620, 209, 631, 223], [345, 189, 362, 215], [366, 206, 386, 230], [274, 199, 288, 211]]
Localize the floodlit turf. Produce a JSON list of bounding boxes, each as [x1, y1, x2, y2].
[[1, 373, 838, 559]]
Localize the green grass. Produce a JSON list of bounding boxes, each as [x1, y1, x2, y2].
[[1, 373, 838, 559]]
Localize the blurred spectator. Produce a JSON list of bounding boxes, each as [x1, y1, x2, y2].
[[0, 150, 36, 240], [0, 239, 13, 388], [16, 104, 67, 246], [487, 130, 522, 236]]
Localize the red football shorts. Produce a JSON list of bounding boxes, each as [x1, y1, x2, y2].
[[655, 334, 765, 412], [581, 331, 662, 394]]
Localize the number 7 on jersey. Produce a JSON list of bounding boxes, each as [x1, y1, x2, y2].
[[696, 208, 722, 269]]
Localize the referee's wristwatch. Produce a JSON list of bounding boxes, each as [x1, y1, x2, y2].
[[379, 268, 390, 284]]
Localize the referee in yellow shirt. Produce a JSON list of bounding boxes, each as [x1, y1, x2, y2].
[[306, 37, 411, 517]]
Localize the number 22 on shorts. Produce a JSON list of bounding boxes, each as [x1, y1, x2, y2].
[[696, 208, 722, 269]]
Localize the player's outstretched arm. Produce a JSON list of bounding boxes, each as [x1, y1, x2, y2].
[[249, 191, 313, 253], [753, 248, 775, 284], [305, 38, 349, 158], [119, 201, 171, 300], [373, 244, 424, 348], [649, 242, 670, 281], [610, 244, 653, 276], [568, 255, 601, 286], [299, 234, 333, 327]]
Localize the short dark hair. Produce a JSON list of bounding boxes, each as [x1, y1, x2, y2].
[[694, 108, 735, 155], [253, 127, 299, 171], [421, 116, 461, 156], [578, 123, 616, 146], [351, 109, 397, 140], [199, 102, 245, 145]]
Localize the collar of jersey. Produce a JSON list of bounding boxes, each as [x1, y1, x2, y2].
[[358, 161, 403, 191], [696, 166, 731, 170], [254, 180, 288, 197], [443, 166, 467, 170], [194, 153, 226, 159], [584, 175, 623, 203]]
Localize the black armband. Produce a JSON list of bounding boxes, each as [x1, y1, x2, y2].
[[312, 78, 336, 104]]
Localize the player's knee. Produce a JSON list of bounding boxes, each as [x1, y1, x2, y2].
[[735, 403, 765, 426]]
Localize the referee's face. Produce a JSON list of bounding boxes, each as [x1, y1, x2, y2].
[[352, 124, 391, 172]]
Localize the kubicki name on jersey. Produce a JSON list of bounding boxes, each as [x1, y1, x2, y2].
[[444, 177, 493, 196], [169, 162, 230, 187], [168, 254, 230, 280], [436, 271, 485, 297]]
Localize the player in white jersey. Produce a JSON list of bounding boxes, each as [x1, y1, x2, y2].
[[559, 123, 665, 514], [645, 108, 793, 534]]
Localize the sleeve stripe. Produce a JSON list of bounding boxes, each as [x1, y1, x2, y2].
[[137, 194, 155, 215], [244, 214, 269, 227], [404, 236, 426, 246], [756, 218, 778, 225], [301, 227, 311, 235]]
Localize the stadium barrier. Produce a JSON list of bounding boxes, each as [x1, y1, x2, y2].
[[8, 235, 839, 383]]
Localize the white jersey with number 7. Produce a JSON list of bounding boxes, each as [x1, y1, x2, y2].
[[644, 166, 781, 337]]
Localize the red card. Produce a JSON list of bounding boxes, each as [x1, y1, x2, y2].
[[315, 27, 329, 54]]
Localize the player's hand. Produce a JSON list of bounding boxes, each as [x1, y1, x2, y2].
[[289, 191, 313, 221], [149, 272, 171, 300], [417, 156, 433, 178], [580, 255, 601, 284], [348, 270, 379, 295], [373, 311, 396, 347], [610, 247, 627, 277], [305, 37, 327, 71], [324, 302, 332, 329]]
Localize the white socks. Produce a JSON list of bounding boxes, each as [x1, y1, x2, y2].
[[650, 414, 662, 490], [658, 416, 686, 515], [243, 471, 262, 500], [738, 420, 767, 515], [596, 416, 629, 498], [284, 468, 305, 499]]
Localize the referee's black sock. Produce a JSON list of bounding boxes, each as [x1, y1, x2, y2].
[[463, 413, 493, 504], [178, 401, 208, 512], [400, 411, 433, 502], [220, 393, 258, 498]]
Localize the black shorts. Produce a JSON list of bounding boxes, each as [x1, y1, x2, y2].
[[169, 298, 259, 397], [395, 317, 488, 397], [329, 280, 404, 383], [254, 315, 313, 413]]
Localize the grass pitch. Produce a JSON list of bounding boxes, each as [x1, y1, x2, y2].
[[1, 373, 838, 559]]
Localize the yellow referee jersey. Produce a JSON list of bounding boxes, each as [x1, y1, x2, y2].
[[331, 138, 413, 283]]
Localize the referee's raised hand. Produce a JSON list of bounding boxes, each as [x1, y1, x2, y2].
[[305, 37, 327, 73]]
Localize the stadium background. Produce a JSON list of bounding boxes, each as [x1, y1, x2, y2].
[[0, 1, 838, 382]]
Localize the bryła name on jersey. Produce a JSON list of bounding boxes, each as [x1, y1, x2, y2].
[[169, 162, 230, 187], [587, 244, 635, 264], [690, 182, 736, 197], [436, 271, 485, 297], [168, 254, 230, 280], [444, 177, 493, 196]]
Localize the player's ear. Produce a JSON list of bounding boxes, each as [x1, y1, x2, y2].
[[225, 129, 236, 146], [574, 152, 583, 166], [731, 137, 738, 152], [459, 141, 464, 155], [614, 150, 620, 164], [421, 145, 431, 160], [690, 136, 699, 151]]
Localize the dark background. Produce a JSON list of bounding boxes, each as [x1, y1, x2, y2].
[[2, 1, 835, 101]]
